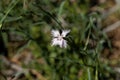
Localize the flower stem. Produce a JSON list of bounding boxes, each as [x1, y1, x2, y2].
[[87, 68, 91, 80], [95, 68, 98, 80], [38, 6, 64, 30]]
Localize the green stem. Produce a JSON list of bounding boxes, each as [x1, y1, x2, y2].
[[38, 6, 64, 30], [83, 29, 91, 50], [0, 0, 19, 28], [87, 68, 91, 80], [95, 48, 99, 80], [95, 68, 98, 80]]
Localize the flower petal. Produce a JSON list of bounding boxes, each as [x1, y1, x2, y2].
[[51, 38, 61, 46], [61, 40, 67, 48], [51, 30, 60, 37], [61, 30, 70, 37], [51, 38, 67, 48]]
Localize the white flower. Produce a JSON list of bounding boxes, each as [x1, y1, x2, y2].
[[51, 30, 70, 48]]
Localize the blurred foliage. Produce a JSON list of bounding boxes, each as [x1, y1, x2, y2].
[[0, 0, 119, 80]]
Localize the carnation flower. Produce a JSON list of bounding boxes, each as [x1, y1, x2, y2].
[[51, 30, 70, 48]]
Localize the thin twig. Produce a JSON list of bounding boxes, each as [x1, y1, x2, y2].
[[102, 3, 120, 19], [1, 56, 47, 80], [103, 21, 120, 33]]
